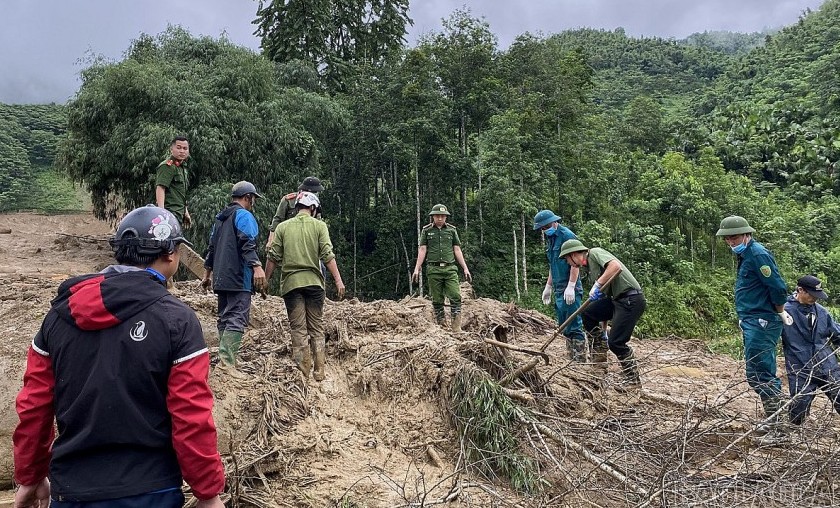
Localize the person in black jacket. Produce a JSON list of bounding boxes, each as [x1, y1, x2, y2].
[[13, 205, 225, 508], [782, 274, 840, 426], [202, 181, 267, 376]]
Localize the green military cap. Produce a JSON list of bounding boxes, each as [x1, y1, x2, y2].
[[558, 239, 588, 258], [429, 204, 451, 216], [716, 215, 755, 236]]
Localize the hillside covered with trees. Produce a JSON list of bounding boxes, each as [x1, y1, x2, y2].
[[1, 0, 839, 344]]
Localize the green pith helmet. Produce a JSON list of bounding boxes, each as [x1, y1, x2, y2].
[[559, 239, 588, 258], [716, 215, 755, 236], [429, 204, 451, 216]]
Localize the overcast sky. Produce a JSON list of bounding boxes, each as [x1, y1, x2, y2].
[[0, 0, 826, 104]]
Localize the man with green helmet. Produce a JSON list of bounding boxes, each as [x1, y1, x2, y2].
[[533, 210, 585, 361], [412, 204, 472, 332], [559, 239, 646, 389], [716, 215, 792, 443]]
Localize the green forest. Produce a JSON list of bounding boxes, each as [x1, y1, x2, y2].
[[2, 0, 839, 346]]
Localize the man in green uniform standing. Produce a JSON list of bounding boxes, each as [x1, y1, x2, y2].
[[412, 204, 472, 332], [265, 192, 345, 381], [716, 215, 792, 443], [155, 136, 192, 227], [265, 176, 324, 249]]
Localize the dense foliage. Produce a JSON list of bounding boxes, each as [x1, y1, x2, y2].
[[0, 104, 77, 211], [4, 0, 840, 343]]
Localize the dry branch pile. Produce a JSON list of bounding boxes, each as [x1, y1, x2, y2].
[[170, 282, 840, 507]]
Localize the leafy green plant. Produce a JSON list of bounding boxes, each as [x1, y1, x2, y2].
[[449, 365, 547, 494]]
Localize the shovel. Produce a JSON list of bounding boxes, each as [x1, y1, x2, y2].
[[539, 269, 620, 352]]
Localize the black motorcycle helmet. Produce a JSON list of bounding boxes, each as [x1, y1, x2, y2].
[[109, 205, 192, 255]]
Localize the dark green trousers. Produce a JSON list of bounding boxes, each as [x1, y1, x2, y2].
[[427, 264, 461, 319]]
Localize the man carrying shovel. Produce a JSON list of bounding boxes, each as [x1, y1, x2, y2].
[[560, 239, 646, 389]]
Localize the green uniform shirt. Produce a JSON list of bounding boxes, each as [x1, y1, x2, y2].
[[585, 247, 641, 298], [154, 157, 189, 222], [267, 214, 336, 296], [419, 223, 460, 264], [269, 192, 323, 232]]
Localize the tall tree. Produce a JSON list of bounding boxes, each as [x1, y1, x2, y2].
[[59, 27, 347, 228], [254, 0, 412, 89]]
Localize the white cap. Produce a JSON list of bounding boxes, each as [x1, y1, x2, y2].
[[295, 191, 320, 208]]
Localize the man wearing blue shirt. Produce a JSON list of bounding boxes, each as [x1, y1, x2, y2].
[[203, 181, 268, 377], [533, 210, 585, 361], [717, 215, 792, 442]]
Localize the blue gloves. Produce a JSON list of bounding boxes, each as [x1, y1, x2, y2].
[[588, 281, 603, 301]]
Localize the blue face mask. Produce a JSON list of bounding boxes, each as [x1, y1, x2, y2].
[[544, 226, 558, 236], [731, 243, 747, 255]]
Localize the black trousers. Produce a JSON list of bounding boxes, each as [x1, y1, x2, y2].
[[582, 294, 646, 358]]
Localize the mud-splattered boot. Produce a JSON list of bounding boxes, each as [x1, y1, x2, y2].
[[217, 330, 247, 379], [567, 336, 587, 362], [293, 346, 313, 379], [433, 306, 446, 327], [588, 330, 609, 373], [312, 338, 326, 382], [756, 396, 791, 445], [615, 350, 642, 392], [452, 313, 462, 333]]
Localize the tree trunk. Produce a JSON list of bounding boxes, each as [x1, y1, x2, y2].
[[711, 233, 716, 270], [462, 184, 468, 239], [521, 213, 528, 293], [414, 151, 423, 297], [477, 145, 484, 246], [353, 212, 358, 295], [513, 229, 521, 300]]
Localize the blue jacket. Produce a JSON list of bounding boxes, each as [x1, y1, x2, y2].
[[734, 239, 788, 320], [204, 203, 261, 292], [545, 225, 582, 291], [782, 295, 840, 377]]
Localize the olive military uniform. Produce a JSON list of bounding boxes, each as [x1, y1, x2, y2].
[[154, 157, 188, 223], [269, 178, 325, 234], [419, 221, 462, 321], [269, 193, 298, 232]]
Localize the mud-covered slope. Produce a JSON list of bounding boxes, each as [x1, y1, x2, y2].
[[2, 212, 840, 508]]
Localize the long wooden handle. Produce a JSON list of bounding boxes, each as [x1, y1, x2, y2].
[[539, 269, 621, 352]]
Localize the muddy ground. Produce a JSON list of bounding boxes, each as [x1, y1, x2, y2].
[[1, 212, 839, 507]]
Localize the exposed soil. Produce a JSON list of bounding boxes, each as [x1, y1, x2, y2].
[[1, 212, 839, 507]]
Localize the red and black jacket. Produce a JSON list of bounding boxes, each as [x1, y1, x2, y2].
[[13, 268, 225, 501]]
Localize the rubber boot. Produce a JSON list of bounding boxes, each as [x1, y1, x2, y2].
[[452, 313, 462, 333], [588, 330, 609, 372], [312, 339, 326, 382], [218, 330, 247, 379], [292, 343, 313, 379], [564, 336, 576, 361], [433, 306, 446, 327], [756, 396, 791, 445], [566, 336, 587, 362], [615, 350, 641, 392]]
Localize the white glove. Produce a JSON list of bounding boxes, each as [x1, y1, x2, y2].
[[563, 282, 576, 304], [541, 284, 552, 305], [779, 310, 794, 326]]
